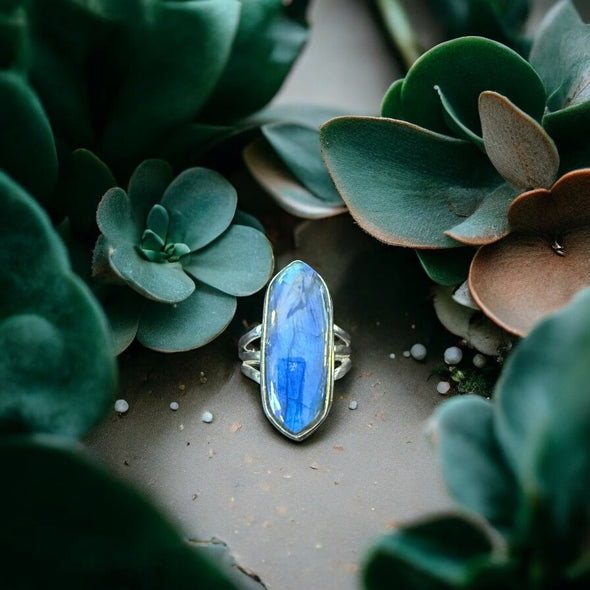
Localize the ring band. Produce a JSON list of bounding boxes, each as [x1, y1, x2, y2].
[[238, 260, 352, 441]]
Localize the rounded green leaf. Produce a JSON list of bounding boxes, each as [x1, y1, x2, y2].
[[137, 284, 237, 352], [529, 1, 589, 114], [109, 243, 195, 304], [262, 122, 344, 204], [416, 248, 474, 286], [320, 116, 502, 248], [0, 436, 242, 589], [183, 224, 274, 296], [127, 158, 174, 233], [445, 182, 518, 246], [398, 37, 546, 138], [96, 187, 139, 246], [0, 71, 57, 203], [199, 0, 309, 121], [54, 149, 117, 237], [101, 0, 241, 164], [161, 167, 237, 251], [381, 78, 404, 118], [363, 514, 505, 589], [94, 285, 141, 355], [232, 208, 265, 232], [434, 396, 519, 534], [0, 172, 116, 437], [494, 288, 590, 561]]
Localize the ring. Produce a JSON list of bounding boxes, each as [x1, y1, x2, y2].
[[238, 260, 352, 441]]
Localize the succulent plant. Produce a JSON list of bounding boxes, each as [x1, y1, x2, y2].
[[0, 171, 116, 437], [364, 287, 590, 589], [0, 435, 249, 589], [13, 0, 309, 177], [93, 159, 274, 353], [321, 1, 590, 339], [243, 105, 347, 219]]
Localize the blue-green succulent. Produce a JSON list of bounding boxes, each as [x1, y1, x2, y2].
[[93, 159, 274, 353]]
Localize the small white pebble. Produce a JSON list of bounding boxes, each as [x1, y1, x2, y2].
[[348, 400, 358, 410], [444, 346, 463, 365], [437, 381, 451, 395], [472, 353, 487, 368], [114, 399, 129, 414], [201, 411, 213, 423], [388, 353, 396, 359], [169, 401, 179, 411], [410, 343, 427, 361], [402, 350, 411, 358]]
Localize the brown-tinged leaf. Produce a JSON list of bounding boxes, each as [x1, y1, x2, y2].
[[469, 228, 590, 336], [479, 91, 559, 190]]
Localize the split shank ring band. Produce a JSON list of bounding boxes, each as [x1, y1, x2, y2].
[[238, 260, 352, 441]]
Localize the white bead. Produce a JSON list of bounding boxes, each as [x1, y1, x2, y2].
[[437, 381, 451, 395], [169, 401, 179, 411], [444, 346, 463, 365], [472, 353, 487, 368], [114, 399, 129, 413], [410, 343, 427, 360], [201, 411, 213, 423], [348, 400, 358, 410]]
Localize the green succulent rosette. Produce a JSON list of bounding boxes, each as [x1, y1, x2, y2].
[[93, 160, 274, 353]]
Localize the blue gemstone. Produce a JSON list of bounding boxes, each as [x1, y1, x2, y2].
[[261, 260, 334, 440]]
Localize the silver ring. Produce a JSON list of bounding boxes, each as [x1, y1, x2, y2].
[[238, 260, 352, 441]]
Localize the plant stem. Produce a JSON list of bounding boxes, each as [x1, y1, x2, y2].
[[375, 0, 423, 71]]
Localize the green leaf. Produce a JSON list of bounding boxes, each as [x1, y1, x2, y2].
[[232, 209, 265, 232], [435, 85, 485, 150], [397, 37, 545, 138], [381, 78, 404, 118], [199, 0, 309, 121], [479, 91, 559, 190], [425, 0, 530, 53], [0, 3, 30, 71], [96, 187, 139, 246], [262, 122, 344, 204], [494, 288, 590, 564], [161, 167, 237, 251], [434, 396, 519, 534], [0, 172, 116, 437], [415, 248, 474, 286], [146, 204, 170, 242], [137, 283, 237, 352], [183, 224, 273, 296], [320, 116, 502, 248], [101, 0, 241, 165], [363, 514, 506, 589], [127, 159, 174, 234], [0, 71, 57, 204], [29, 36, 95, 149], [0, 436, 242, 589], [243, 138, 347, 219], [94, 285, 141, 355], [529, 1, 590, 147], [54, 149, 117, 236], [529, 1, 590, 114], [445, 182, 518, 245], [109, 243, 195, 304]]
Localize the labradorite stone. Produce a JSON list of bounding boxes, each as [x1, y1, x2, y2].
[[262, 260, 333, 439]]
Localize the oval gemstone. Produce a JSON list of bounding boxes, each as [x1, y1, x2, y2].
[[261, 260, 334, 441]]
